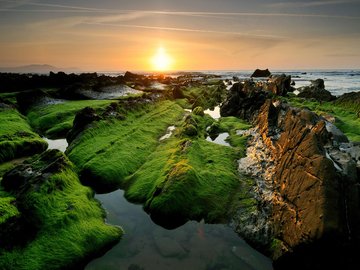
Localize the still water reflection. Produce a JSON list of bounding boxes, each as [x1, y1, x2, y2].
[[86, 190, 273, 270]]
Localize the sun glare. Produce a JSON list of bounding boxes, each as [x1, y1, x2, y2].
[[152, 47, 172, 71]]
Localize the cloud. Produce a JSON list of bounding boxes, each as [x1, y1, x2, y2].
[[268, 0, 358, 9], [326, 53, 360, 57], [81, 21, 284, 41], [1, 0, 360, 20]]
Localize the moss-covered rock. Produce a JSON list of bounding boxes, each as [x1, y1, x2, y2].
[[0, 106, 47, 163], [26, 99, 114, 139], [124, 137, 245, 229], [283, 95, 360, 142], [0, 150, 123, 270], [66, 100, 185, 192]]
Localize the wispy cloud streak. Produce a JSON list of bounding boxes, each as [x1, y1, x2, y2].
[[82, 21, 284, 40], [0, 0, 359, 20], [269, 0, 358, 8]]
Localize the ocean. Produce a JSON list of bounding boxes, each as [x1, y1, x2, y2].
[[101, 70, 360, 97], [212, 70, 360, 97]]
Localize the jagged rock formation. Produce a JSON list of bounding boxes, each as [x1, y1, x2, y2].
[[222, 82, 360, 269], [220, 81, 270, 122], [264, 74, 292, 96], [297, 78, 336, 101]]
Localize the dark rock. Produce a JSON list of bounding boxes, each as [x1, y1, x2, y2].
[[234, 98, 360, 267], [225, 79, 360, 266], [16, 89, 50, 113], [172, 85, 185, 99], [124, 71, 146, 81], [251, 69, 271, 78], [264, 74, 292, 96], [220, 81, 269, 122], [67, 107, 100, 143], [297, 78, 336, 101], [311, 78, 325, 89], [58, 83, 92, 100]]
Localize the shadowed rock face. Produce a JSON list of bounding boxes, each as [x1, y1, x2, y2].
[[297, 78, 336, 101], [264, 74, 292, 96], [251, 69, 271, 78], [224, 83, 360, 267], [220, 82, 270, 122]]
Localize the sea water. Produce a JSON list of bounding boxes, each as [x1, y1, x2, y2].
[[213, 70, 360, 96]]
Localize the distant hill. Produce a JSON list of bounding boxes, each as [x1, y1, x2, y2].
[[0, 64, 81, 74]]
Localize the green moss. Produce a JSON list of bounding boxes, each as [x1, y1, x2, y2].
[[125, 137, 241, 223], [0, 150, 122, 270], [182, 82, 227, 109], [0, 108, 47, 163], [67, 98, 254, 226], [284, 96, 360, 142], [174, 98, 192, 109], [26, 99, 115, 138], [192, 106, 204, 116], [0, 157, 27, 180], [67, 100, 185, 192], [0, 191, 19, 224], [218, 116, 252, 132], [124, 113, 252, 225]]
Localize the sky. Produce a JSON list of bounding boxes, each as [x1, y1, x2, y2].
[[0, 0, 360, 71]]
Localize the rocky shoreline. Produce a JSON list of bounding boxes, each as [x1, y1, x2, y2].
[[0, 70, 359, 269], [221, 76, 360, 268]]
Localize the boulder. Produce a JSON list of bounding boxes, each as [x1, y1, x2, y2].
[[251, 69, 271, 78], [16, 89, 50, 113], [220, 81, 269, 121], [66, 107, 100, 143], [172, 85, 185, 99], [264, 74, 292, 96], [297, 78, 336, 101]]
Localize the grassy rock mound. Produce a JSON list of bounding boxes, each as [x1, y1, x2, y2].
[[0, 105, 47, 163], [0, 150, 122, 270]]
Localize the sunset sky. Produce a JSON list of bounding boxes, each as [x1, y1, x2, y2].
[[1, 0, 360, 71]]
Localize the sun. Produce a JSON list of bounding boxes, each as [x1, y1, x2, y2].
[[151, 47, 172, 71]]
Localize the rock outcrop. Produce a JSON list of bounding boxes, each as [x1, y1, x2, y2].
[[0, 150, 122, 269], [335, 91, 360, 116], [220, 81, 270, 121], [251, 69, 271, 78], [297, 79, 336, 101], [264, 74, 292, 96], [225, 83, 360, 268]]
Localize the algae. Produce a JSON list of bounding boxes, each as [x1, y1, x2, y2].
[[0, 150, 123, 270], [285, 96, 360, 142], [66, 100, 185, 192], [0, 107, 47, 163], [26, 99, 115, 139], [181, 82, 227, 109]]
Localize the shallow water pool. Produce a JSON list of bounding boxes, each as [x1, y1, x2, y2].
[[86, 190, 273, 270]]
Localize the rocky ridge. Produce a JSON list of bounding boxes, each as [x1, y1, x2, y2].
[[221, 78, 360, 268]]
